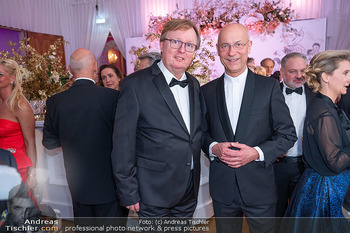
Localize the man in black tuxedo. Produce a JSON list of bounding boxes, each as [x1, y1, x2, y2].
[[42, 48, 127, 219], [337, 86, 350, 118], [201, 23, 297, 233], [112, 19, 202, 222], [274, 53, 315, 218]]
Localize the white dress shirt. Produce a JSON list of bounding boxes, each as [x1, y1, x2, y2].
[[158, 61, 192, 168], [209, 68, 264, 161], [282, 83, 306, 157]]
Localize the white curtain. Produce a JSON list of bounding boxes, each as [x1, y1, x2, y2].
[[283, 0, 350, 50], [0, 0, 76, 63], [106, 0, 143, 58], [0, 0, 349, 65]]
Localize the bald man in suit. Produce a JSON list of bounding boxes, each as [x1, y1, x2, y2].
[[201, 23, 297, 233], [43, 48, 127, 219]]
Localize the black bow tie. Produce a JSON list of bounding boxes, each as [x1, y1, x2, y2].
[[286, 87, 302, 95], [169, 78, 188, 88]]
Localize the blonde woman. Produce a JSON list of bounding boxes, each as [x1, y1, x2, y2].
[[255, 65, 267, 76], [0, 58, 38, 206]]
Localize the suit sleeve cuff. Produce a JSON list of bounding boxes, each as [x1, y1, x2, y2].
[[254, 146, 265, 161], [209, 142, 218, 161]]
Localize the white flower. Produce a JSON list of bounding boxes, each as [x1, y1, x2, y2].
[[51, 71, 60, 83], [19, 66, 31, 80]]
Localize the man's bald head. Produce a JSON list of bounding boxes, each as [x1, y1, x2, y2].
[[218, 23, 250, 45], [217, 23, 252, 77], [69, 48, 97, 82]]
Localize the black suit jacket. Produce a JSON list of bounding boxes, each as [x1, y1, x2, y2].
[[0, 148, 17, 169], [201, 70, 297, 206], [112, 62, 202, 208], [42, 79, 119, 205]]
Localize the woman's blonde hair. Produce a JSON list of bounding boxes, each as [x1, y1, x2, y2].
[[255, 66, 266, 76], [305, 50, 350, 93], [0, 58, 26, 111]]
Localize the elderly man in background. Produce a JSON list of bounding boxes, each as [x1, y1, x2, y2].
[[274, 53, 315, 220], [260, 57, 275, 77], [42, 48, 127, 220], [134, 51, 161, 71]]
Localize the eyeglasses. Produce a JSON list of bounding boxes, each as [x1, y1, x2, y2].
[[164, 39, 197, 52], [219, 40, 250, 52]]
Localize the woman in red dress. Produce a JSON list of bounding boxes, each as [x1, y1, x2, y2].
[[0, 58, 38, 206]]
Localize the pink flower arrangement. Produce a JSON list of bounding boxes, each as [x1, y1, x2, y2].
[[133, 0, 296, 84], [146, 0, 296, 38]]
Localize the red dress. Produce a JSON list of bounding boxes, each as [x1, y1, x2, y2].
[[0, 118, 38, 206], [0, 119, 33, 169]]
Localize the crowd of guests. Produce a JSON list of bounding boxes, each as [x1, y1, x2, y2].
[[1, 18, 350, 233]]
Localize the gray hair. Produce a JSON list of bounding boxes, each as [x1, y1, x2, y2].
[[138, 52, 161, 66], [260, 58, 275, 66], [281, 52, 307, 69], [69, 53, 96, 74]]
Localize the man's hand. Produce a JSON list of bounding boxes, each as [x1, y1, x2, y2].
[[127, 202, 140, 212], [275, 154, 286, 162], [212, 142, 259, 168], [25, 175, 38, 190]]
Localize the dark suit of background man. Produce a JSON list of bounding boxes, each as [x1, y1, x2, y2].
[[42, 48, 128, 219], [201, 23, 297, 233], [274, 53, 315, 219], [112, 19, 203, 222]]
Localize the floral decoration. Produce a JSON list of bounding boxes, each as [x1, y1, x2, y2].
[[0, 38, 71, 100], [146, 0, 296, 39], [131, 0, 296, 83]]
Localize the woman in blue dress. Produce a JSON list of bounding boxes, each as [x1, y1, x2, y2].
[[280, 50, 350, 233]]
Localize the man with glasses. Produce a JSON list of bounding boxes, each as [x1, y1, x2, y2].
[[112, 19, 203, 223], [201, 23, 297, 233]]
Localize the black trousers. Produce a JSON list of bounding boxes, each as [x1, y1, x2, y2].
[[137, 171, 197, 233], [73, 200, 129, 233], [73, 200, 129, 217], [213, 179, 276, 233], [273, 156, 305, 217]]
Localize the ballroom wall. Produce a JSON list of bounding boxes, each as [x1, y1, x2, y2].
[[0, 0, 349, 66]]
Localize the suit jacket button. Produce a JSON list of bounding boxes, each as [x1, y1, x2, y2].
[[186, 162, 191, 166]]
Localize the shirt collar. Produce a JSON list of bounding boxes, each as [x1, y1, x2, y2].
[[282, 82, 304, 93], [75, 77, 96, 84], [157, 60, 186, 85], [224, 68, 248, 84]]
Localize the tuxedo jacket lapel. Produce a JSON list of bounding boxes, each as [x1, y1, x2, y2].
[[187, 74, 195, 136], [235, 72, 255, 142], [153, 72, 189, 135], [217, 75, 235, 141], [304, 84, 315, 108]]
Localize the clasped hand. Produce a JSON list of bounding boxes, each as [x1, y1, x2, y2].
[[212, 142, 259, 168], [127, 202, 140, 212]]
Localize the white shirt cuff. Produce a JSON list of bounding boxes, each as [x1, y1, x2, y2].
[[209, 142, 218, 161], [254, 146, 265, 161]]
